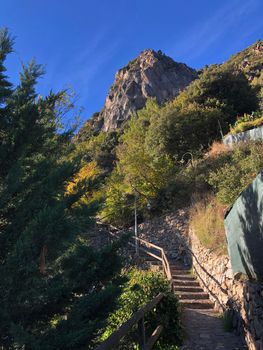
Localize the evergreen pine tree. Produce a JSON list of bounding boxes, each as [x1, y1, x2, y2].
[[0, 28, 14, 176], [0, 29, 123, 350]]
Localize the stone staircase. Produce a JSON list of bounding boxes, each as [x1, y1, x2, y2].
[[106, 222, 246, 349], [142, 255, 214, 310], [171, 264, 214, 310], [143, 256, 246, 350]]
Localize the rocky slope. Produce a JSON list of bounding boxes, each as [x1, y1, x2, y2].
[[90, 49, 197, 131], [222, 40, 263, 109], [222, 40, 262, 82]]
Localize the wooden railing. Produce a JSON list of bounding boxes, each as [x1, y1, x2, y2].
[[95, 222, 174, 349], [134, 236, 173, 285], [95, 293, 164, 350], [104, 226, 173, 287]]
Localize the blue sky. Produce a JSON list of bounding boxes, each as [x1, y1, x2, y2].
[[1, 0, 262, 125]]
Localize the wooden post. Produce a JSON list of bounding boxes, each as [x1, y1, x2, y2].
[[146, 325, 163, 350], [138, 316, 146, 349]]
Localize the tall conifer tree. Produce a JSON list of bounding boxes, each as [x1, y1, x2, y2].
[[0, 29, 123, 350]]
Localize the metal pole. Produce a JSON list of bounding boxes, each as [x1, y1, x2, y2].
[[135, 194, 139, 256], [218, 119, 224, 140]]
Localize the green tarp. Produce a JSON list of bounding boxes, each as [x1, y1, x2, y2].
[[224, 171, 263, 281]]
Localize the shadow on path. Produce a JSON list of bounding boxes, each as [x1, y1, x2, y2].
[[180, 308, 247, 350]]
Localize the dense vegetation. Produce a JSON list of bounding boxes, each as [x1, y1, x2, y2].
[[0, 29, 183, 350], [228, 112, 263, 134], [1, 27, 262, 349], [99, 269, 182, 350], [0, 28, 129, 349], [89, 61, 260, 227], [76, 42, 262, 254]]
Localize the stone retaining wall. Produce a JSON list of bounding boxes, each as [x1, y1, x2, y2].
[[223, 125, 263, 147], [190, 229, 263, 350]]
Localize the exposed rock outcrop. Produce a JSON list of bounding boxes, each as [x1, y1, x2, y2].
[[90, 49, 197, 131]]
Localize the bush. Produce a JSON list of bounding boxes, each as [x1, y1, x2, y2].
[[98, 269, 182, 349], [208, 142, 263, 206], [185, 66, 259, 123], [229, 114, 263, 135], [207, 141, 229, 157], [146, 103, 225, 160], [190, 195, 227, 254]]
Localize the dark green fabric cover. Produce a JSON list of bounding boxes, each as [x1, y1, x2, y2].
[[224, 171, 263, 281]]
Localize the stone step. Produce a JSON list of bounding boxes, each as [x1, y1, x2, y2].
[[170, 269, 191, 275], [175, 291, 209, 300], [173, 274, 195, 281], [180, 299, 214, 310], [173, 285, 203, 293], [173, 280, 200, 287], [145, 260, 162, 265]]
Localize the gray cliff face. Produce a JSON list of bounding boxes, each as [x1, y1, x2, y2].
[[91, 49, 197, 131]]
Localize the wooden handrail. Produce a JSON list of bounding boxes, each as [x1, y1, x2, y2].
[[134, 236, 164, 252], [139, 247, 163, 262], [134, 236, 172, 284], [107, 228, 173, 285], [99, 224, 175, 349], [95, 293, 164, 350]]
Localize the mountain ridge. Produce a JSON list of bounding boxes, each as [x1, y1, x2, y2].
[[79, 40, 262, 137], [88, 49, 198, 132]]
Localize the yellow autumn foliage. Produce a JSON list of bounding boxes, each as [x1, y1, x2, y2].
[[66, 161, 100, 195]]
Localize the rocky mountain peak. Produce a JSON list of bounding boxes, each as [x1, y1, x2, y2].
[[90, 49, 197, 132]]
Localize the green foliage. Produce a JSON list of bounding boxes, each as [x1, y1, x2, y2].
[[185, 141, 263, 255], [73, 130, 120, 172], [118, 100, 175, 198], [98, 269, 182, 349], [185, 65, 259, 123], [100, 169, 134, 226], [0, 28, 124, 349], [222, 40, 263, 113], [229, 113, 263, 134], [90, 44, 260, 225], [146, 103, 225, 160], [208, 142, 263, 206], [101, 100, 177, 225], [101, 62, 260, 224]]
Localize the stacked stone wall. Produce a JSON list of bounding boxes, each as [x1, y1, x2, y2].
[[190, 230, 263, 350]]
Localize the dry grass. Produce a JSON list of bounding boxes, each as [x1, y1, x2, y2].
[[207, 141, 229, 158], [190, 195, 227, 255]]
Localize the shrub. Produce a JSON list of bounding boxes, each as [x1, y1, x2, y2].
[[207, 141, 229, 157], [208, 142, 263, 206], [185, 66, 259, 123], [229, 113, 263, 135], [190, 195, 227, 254], [98, 269, 182, 349]]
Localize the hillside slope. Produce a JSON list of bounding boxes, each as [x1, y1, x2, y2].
[[222, 40, 262, 83], [222, 40, 263, 109]]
